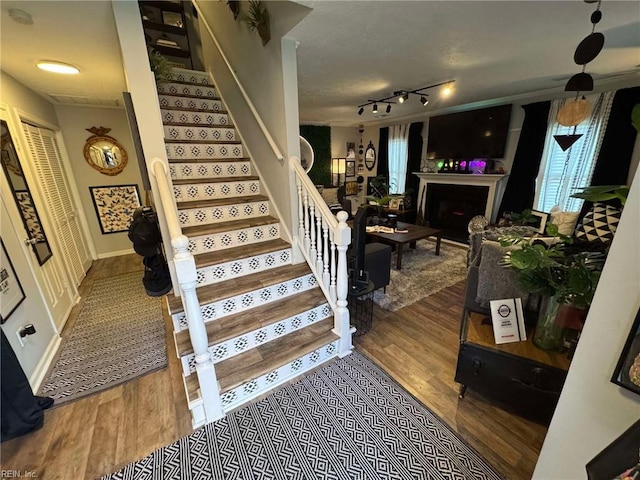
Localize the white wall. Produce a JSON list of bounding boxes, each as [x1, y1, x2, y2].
[[54, 105, 143, 257], [0, 72, 59, 127], [533, 168, 640, 479]]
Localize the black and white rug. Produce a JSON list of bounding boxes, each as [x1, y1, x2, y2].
[[39, 272, 167, 405], [104, 351, 501, 480], [374, 241, 468, 311]]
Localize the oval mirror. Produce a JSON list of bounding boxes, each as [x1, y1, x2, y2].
[[83, 127, 128, 176], [364, 141, 376, 171], [299, 136, 314, 173]]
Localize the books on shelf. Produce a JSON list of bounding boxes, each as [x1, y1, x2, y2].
[[156, 37, 180, 48]]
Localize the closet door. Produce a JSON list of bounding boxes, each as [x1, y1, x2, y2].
[[22, 123, 91, 287]]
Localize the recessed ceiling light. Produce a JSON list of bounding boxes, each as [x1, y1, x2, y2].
[[9, 8, 33, 25], [36, 61, 80, 75]]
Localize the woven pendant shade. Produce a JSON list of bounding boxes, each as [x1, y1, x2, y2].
[[557, 98, 591, 127]]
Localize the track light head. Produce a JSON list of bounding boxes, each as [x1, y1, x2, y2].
[[420, 95, 429, 106], [386, 104, 392, 113], [398, 92, 409, 104], [372, 104, 378, 114], [358, 107, 364, 115]]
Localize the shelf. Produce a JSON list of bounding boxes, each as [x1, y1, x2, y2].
[[148, 43, 191, 58], [143, 19, 185, 35], [465, 312, 571, 371], [140, 0, 183, 13]]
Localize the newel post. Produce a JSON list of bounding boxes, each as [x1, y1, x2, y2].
[[172, 235, 224, 422], [333, 211, 353, 357]]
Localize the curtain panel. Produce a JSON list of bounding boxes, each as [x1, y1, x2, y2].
[[388, 124, 410, 193]]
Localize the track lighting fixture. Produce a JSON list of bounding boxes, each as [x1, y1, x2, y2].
[[356, 80, 454, 116]]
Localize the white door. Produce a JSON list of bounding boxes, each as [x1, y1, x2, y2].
[[0, 112, 75, 332], [22, 123, 91, 287]]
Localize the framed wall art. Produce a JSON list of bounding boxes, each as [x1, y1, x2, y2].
[[346, 160, 356, 178], [611, 308, 640, 396], [530, 210, 549, 234], [89, 184, 141, 234], [0, 238, 26, 323]]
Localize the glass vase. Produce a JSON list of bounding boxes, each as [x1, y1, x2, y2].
[[533, 296, 567, 352]]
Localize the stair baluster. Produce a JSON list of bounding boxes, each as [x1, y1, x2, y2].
[[334, 211, 354, 357], [322, 223, 330, 289]]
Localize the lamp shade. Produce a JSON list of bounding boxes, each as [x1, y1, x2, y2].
[[331, 158, 346, 174]]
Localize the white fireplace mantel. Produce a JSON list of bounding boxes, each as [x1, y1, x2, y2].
[[414, 173, 510, 223]]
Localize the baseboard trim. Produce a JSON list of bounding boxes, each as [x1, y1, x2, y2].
[[97, 248, 136, 259], [30, 334, 62, 392]]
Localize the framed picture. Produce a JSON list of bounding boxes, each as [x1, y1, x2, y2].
[[0, 238, 26, 323], [611, 308, 640, 396], [530, 210, 549, 234], [90, 184, 141, 234], [346, 142, 356, 159], [162, 11, 184, 28], [346, 160, 356, 178], [345, 181, 358, 196]]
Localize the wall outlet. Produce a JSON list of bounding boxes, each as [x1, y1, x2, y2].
[[15, 329, 25, 347]]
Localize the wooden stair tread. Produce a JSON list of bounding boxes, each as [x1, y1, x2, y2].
[[168, 157, 250, 164], [167, 262, 312, 313], [161, 106, 229, 114], [182, 215, 279, 237], [175, 288, 328, 356], [165, 139, 242, 145], [177, 195, 268, 209], [159, 79, 213, 87], [194, 238, 290, 268], [217, 318, 337, 393], [172, 176, 259, 185], [159, 93, 221, 101], [163, 122, 235, 128]]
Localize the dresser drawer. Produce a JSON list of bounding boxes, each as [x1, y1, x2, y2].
[[455, 343, 568, 423]]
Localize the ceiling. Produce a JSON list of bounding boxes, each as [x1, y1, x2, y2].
[[1, 1, 638, 125]]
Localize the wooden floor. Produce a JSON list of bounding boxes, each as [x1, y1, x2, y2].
[[1, 254, 547, 479]]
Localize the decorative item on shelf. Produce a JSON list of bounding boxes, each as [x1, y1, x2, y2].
[[162, 11, 183, 28], [156, 34, 180, 49], [83, 127, 128, 176], [239, 0, 270, 46], [555, 0, 605, 150], [357, 80, 455, 116]]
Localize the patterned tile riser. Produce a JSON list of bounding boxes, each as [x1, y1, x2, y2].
[[173, 180, 260, 202], [195, 248, 292, 288], [165, 70, 210, 85], [180, 303, 333, 376], [161, 110, 230, 126], [157, 83, 217, 98], [158, 96, 223, 112], [219, 342, 339, 412], [166, 142, 244, 160], [178, 200, 268, 228], [163, 125, 237, 142], [170, 161, 251, 181], [171, 273, 319, 332], [186, 224, 281, 256]]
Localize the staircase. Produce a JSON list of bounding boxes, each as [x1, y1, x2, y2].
[[156, 68, 344, 427]]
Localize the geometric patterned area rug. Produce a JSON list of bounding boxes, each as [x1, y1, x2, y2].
[[103, 351, 502, 480], [38, 272, 166, 406], [373, 241, 468, 311]]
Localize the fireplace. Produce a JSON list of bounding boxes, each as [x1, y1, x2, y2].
[[414, 173, 509, 243], [426, 184, 488, 242]]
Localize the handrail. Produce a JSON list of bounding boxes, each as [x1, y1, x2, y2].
[[151, 159, 183, 242], [290, 156, 338, 232], [192, 0, 284, 162]]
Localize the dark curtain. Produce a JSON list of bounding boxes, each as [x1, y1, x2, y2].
[[405, 122, 424, 208], [498, 101, 551, 218], [369, 127, 389, 196], [578, 86, 640, 217]]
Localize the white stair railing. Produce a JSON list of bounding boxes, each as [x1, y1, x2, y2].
[[289, 156, 353, 357], [150, 158, 224, 423]]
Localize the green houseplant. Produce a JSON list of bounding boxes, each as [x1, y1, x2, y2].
[[500, 223, 606, 351], [239, 0, 271, 46], [148, 47, 172, 84]]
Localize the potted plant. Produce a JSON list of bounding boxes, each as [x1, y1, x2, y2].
[[147, 47, 172, 84], [500, 223, 606, 351], [239, 0, 271, 46]]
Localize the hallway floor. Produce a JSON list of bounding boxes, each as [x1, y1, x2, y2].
[[0, 255, 546, 479]]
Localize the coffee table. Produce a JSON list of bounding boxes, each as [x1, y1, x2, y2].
[[366, 222, 442, 270]]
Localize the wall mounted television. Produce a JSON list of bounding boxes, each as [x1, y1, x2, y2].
[[427, 104, 512, 160]]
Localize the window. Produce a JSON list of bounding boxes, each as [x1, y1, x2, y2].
[[388, 124, 409, 194], [535, 92, 613, 213]]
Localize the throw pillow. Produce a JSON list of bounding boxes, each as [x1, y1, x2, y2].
[[549, 207, 580, 236], [574, 202, 621, 243]]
